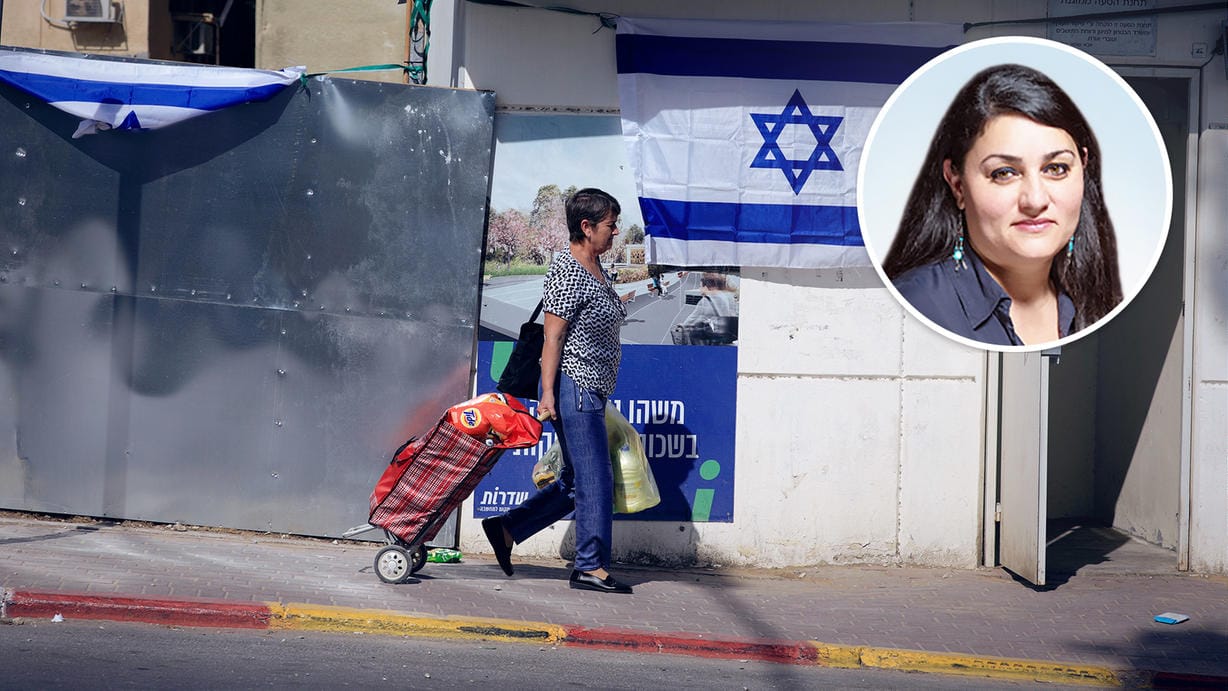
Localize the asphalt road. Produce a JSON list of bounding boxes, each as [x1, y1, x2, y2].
[[0, 618, 1083, 690]]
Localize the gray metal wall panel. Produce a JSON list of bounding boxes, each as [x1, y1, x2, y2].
[[0, 48, 495, 538]]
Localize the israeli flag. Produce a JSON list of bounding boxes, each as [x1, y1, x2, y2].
[[617, 19, 961, 268], [0, 50, 303, 138]]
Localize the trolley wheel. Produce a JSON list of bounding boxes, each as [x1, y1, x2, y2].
[[375, 545, 414, 584], [410, 545, 428, 574]]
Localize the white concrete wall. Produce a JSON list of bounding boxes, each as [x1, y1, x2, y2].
[[735, 268, 987, 567], [1182, 3, 1228, 575], [1191, 125, 1228, 574], [451, 0, 1228, 571]]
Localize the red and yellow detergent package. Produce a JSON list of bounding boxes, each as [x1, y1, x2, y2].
[[445, 393, 542, 449]]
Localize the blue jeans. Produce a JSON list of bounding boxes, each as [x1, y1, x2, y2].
[[501, 369, 613, 573]]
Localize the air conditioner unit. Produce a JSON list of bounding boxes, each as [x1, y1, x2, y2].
[[65, 0, 118, 23]]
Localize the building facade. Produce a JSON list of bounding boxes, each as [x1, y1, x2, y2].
[[2, 0, 1224, 579]]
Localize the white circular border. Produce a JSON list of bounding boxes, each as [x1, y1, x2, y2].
[[857, 36, 1173, 353]]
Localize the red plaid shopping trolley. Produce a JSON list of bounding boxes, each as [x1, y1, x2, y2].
[[354, 393, 542, 583]]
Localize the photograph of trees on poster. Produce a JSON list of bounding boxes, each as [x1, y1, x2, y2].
[[485, 183, 644, 279], [478, 115, 738, 347]]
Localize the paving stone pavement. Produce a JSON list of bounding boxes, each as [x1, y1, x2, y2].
[[2, 514, 1226, 679]]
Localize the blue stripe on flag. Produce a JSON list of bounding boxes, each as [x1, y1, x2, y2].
[[0, 70, 289, 111], [639, 198, 863, 246], [616, 34, 951, 84]]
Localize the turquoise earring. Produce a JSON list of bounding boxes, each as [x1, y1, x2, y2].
[[1067, 236, 1075, 259], [952, 219, 968, 271]]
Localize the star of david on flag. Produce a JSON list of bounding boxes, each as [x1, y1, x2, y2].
[[0, 48, 303, 139], [616, 18, 961, 268], [750, 89, 843, 195]]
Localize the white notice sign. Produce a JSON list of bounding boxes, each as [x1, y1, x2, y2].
[[1047, 0, 1157, 56]]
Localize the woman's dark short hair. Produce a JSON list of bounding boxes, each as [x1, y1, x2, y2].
[[883, 64, 1121, 333], [566, 188, 621, 243]]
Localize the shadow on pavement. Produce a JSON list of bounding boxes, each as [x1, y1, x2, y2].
[[0, 524, 101, 546]]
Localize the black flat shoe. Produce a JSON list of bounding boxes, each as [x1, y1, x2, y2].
[[569, 569, 633, 594], [482, 517, 514, 576]]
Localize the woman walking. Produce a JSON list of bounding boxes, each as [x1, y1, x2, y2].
[[483, 188, 635, 594]]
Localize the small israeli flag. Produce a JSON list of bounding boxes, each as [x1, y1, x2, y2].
[[0, 49, 303, 138]]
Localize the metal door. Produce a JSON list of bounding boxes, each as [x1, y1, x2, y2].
[[996, 351, 1050, 586]]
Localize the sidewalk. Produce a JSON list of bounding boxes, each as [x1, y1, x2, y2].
[[2, 513, 1226, 687]]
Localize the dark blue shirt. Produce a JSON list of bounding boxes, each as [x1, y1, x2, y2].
[[892, 249, 1075, 347]]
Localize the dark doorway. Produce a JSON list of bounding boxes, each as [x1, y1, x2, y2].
[[165, 0, 256, 67], [1044, 74, 1191, 579]]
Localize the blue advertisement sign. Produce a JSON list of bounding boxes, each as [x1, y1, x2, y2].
[[472, 342, 736, 522]]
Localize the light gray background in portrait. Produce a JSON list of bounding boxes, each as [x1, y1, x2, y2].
[[859, 37, 1171, 308]]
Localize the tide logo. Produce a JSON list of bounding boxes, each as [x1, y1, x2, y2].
[[459, 408, 482, 429]]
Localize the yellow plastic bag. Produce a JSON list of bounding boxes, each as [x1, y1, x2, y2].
[[607, 403, 660, 514], [529, 404, 660, 514]]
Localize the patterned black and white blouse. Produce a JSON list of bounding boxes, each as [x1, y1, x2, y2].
[[542, 249, 626, 397]]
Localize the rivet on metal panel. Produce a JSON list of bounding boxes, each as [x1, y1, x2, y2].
[[23, 103, 30, 109], [344, 307, 351, 313], [150, 285, 156, 292], [80, 283, 87, 289], [305, 189, 315, 197], [190, 289, 197, 296], [301, 289, 308, 297], [225, 293, 231, 300], [310, 138, 317, 144], [274, 420, 283, 427], [17, 197, 26, 206], [110, 286, 116, 292], [276, 369, 286, 376], [53, 280, 60, 286], [306, 254, 312, 260], [15, 148, 26, 158], [271, 472, 279, 478], [280, 329, 286, 336]]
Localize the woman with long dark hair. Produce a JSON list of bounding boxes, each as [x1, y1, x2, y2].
[[884, 64, 1121, 346]]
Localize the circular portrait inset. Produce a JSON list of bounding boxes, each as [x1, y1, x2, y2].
[[858, 36, 1171, 352]]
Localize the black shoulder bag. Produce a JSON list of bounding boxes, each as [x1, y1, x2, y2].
[[496, 300, 545, 400]]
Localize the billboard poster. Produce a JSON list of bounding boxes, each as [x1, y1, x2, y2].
[[474, 342, 736, 522], [474, 113, 738, 522]]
